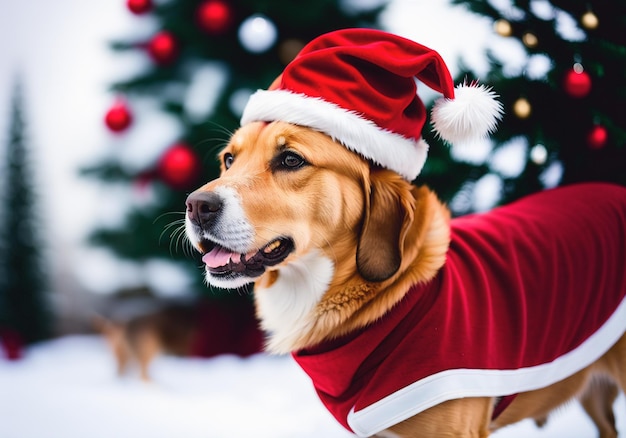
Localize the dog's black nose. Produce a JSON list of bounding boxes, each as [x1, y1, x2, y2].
[[186, 191, 223, 226]]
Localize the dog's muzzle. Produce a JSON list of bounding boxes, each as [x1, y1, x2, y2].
[[185, 190, 294, 285]]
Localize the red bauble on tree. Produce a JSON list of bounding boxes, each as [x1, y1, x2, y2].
[[563, 63, 592, 98], [127, 0, 153, 15], [147, 31, 178, 65], [587, 124, 608, 150], [158, 143, 201, 189], [104, 99, 133, 132], [0, 328, 23, 361], [197, 0, 234, 34]]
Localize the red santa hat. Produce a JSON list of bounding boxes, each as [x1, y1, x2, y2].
[[240, 28, 503, 181]]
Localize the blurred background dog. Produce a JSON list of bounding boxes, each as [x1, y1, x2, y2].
[[94, 290, 263, 381]]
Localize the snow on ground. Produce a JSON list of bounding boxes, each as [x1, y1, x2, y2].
[[0, 336, 624, 438]]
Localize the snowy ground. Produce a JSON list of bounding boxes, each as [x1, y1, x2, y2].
[[0, 336, 624, 438]]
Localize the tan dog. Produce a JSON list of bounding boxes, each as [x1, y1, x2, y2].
[[95, 298, 263, 381], [184, 121, 626, 437], [95, 303, 198, 381], [185, 28, 626, 438]]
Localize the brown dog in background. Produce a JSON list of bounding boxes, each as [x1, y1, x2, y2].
[[184, 121, 626, 437], [94, 303, 196, 381], [95, 298, 263, 381]]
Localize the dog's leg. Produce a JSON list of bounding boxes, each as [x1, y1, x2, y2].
[[533, 416, 548, 428], [383, 397, 493, 438], [114, 337, 131, 377], [93, 316, 131, 377], [493, 366, 594, 430], [610, 333, 626, 394], [134, 329, 160, 382], [593, 332, 626, 438], [580, 380, 619, 438], [575, 332, 626, 438]]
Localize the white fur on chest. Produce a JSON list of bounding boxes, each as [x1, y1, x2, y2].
[[254, 251, 334, 354]]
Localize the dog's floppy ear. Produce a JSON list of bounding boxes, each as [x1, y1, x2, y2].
[[356, 169, 414, 282]]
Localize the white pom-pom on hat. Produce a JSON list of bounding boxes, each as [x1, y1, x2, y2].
[[432, 82, 504, 145]]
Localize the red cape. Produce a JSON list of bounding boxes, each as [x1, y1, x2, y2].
[[293, 183, 626, 437]]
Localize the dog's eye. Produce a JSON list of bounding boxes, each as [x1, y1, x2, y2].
[[280, 151, 306, 169], [223, 152, 234, 169]]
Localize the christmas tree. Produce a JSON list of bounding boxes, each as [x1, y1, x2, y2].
[[420, 0, 625, 214], [0, 81, 52, 356], [87, 0, 625, 301], [82, 0, 386, 297]]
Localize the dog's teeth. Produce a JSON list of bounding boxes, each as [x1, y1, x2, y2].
[[264, 240, 281, 253]]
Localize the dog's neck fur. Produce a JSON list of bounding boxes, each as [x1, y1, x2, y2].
[[255, 186, 451, 354], [254, 251, 335, 353]]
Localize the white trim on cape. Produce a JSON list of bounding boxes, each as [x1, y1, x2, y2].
[[347, 295, 626, 437]]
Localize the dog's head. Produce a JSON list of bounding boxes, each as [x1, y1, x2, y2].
[[185, 121, 418, 291], [184, 28, 501, 306], [184, 121, 452, 352]]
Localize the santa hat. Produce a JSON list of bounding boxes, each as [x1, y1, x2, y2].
[[240, 28, 503, 181]]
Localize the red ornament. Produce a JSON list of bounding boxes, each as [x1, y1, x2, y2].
[[158, 143, 201, 189], [104, 99, 133, 132], [587, 125, 608, 150], [197, 0, 233, 34], [147, 31, 178, 65], [563, 65, 592, 98], [127, 0, 153, 14], [0, 328, 23, 361]]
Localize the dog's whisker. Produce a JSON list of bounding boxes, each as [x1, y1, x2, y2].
[[180, 230, 198, 259], [154, 211, 184, 225], [232, 283, 252, 297], [159, 220, 184, 247], [166, 220, 186, 235], [167, 227, 180, 256], [203, 120, 235, 138], [163, 217, 186, 226], [177, 230, 189, 257], [197, 137, 230, 156], [174, 226, 195, 258], [163, 220, 186, 235], [157, 213, 186, 248], [159, 218, 198, 259], [170, 226, 184, 256], [194, 123, 236, 160]]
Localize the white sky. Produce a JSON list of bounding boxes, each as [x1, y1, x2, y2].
[[0, 0, 498, 295], [0, 0, 183, 294]]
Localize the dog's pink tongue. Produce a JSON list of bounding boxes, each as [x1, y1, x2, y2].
[[202, 247, 237, 268]]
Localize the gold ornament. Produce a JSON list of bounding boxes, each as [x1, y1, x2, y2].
[[581, 11, 599, 29], [494, 19, 513, 37], [522, 32, 538, 48], [513, 97, 531, 119]]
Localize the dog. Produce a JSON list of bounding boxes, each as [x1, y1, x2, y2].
[[94, 302, 197, 381], [183, 29, 626, 437], [95, 297, 263, 381], [184, 121, 626, 437]]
